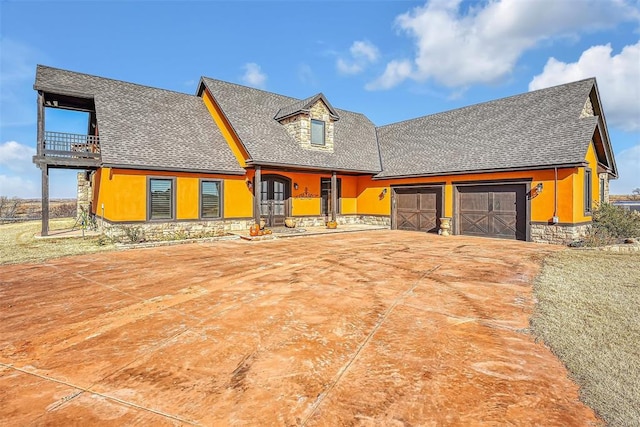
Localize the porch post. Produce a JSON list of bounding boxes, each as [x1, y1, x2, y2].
[[37, 91, 44, 156], [41, 165, 49, 236], [37, 91, 49, 236], [331, 171, 337, 222], [254, 166, 261, 224]]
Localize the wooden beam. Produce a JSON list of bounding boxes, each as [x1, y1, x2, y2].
[[37, 91, 44, 156], [254, 166, 261, 225], [331, 171, 337, 222], [41, 164, 49, 236]]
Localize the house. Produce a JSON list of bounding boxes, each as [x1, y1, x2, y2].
[[32, 65, 618, 244]]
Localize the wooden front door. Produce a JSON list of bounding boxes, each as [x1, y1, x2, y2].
[[457, 184, 527, 240], [393, 187, 442, 233], [260, 175, 290, 227]]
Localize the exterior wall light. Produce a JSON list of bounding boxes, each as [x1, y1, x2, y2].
[[246, 179, 253, 191], [379, 188, 388, 200], [536, 182, 543, 193], [294, 183, 299, 190]]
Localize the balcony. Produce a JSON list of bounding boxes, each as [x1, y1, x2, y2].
[[34, 131, 101, 168]]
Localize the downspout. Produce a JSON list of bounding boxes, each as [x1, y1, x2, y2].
[[553, 167, 558, 224]]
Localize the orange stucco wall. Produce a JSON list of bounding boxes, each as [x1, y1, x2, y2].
[[94, 168, 253, 222], [93, 145, 599, 227], [356, 167, 587, 225], [573, 142, 600, 223]]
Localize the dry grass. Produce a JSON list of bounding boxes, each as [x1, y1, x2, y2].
[[531, 250, 640, 426], [0, 219, 115, 265]]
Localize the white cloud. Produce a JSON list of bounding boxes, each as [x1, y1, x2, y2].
[[0, 141, 36, 172], [337, 58, 363, 75], [297, 63, 317, 86], [368, 0, 639, 89], [241, 63, 267, 89], [365, 60, 413, 90], [529, 41, 640, 132], [336, 40, 380, 75], [0, 174, 38, 198], [351, 40, 379, 62], [610, 144, 640, 195]]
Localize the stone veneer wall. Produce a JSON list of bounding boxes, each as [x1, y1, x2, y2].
[[101, 219, 255, 243], [599, 172, 610, 204], [530, 223, 591, 245], [101, 215, 391, 242], [76, 172, 92, 215], [580, 97, 595, 118], [293, 215, 391, 228], [280, 100, 335, 152]]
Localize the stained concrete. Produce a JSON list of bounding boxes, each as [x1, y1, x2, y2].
[[0, 231, 599, 425]]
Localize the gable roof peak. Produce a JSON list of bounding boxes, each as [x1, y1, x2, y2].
[[274, 92, 340, 121]]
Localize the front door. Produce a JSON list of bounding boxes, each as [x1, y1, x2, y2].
[[260, 175, 290, 227]]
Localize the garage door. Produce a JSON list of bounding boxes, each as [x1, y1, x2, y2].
[[393, 187, 442, 233], [457, 185, 527, 240]]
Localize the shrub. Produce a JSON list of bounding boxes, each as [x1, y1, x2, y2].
[[592, 203, 640, 239], [50, 202, 77, 218], [122, 226, 145, 244], [572, 203, 640, 247], [0, 196, 20, 219]]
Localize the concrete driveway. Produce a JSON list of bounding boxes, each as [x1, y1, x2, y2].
[[0, 231, 598, 425]]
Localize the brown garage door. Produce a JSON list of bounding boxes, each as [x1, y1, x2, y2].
[[457, 185, 527, 240], [393, 187, 442, 233]]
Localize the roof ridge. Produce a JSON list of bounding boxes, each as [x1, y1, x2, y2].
[[200, 76, 299, 102], [377, 77, 596, 130], [36, 64, 197, 98]]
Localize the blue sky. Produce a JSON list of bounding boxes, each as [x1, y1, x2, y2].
[[1, 0, 639, 198]]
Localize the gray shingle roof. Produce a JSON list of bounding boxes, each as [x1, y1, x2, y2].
[[35, 65, 613, 180], [34, 65, 245, 174], [376, 78, 601, 178], [200, 78, 382, 173], [274, 93, 340, 121]]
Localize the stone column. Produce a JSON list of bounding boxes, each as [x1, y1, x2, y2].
[[77, 171, 92, 216]]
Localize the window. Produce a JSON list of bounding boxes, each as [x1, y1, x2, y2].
[[321, 177, 341, 215], [584, 168, 592, 215], [311, 119, 325, 145], [149, 178, 174, 220], [201, 180, 222, 219]]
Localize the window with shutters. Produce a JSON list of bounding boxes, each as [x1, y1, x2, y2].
[[148, 178, 174, 220], [200, 180, 222, 219]]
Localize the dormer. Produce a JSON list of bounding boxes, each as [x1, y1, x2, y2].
[[275, 93, 340, 152]]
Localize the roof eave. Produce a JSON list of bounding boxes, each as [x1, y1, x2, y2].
[[102, 163, 246, 176], [373, 162, 588, 180], [246, 160, 379, 175]]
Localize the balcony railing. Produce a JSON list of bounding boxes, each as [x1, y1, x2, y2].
[[42, 131, 100, 158]]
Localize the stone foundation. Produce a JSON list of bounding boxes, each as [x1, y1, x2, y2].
[[292, 215, 390, 228], [530, 223, 591, 245], [101, 215, 391, 243], [101, 219, 255, 243]]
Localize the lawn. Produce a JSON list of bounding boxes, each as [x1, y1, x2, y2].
[[0, 219, 115, 265], [531, 249, 640, 426]]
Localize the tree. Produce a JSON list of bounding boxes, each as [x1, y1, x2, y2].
[[633, 188, 640, 200]]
